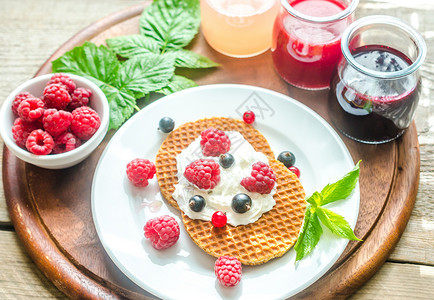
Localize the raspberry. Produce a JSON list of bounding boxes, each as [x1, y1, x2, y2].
[[184, 159, 220, 190], [43, 83, 71, 110], [25, 129, 54, 155], [17, 97, 45, 122], [47, 73, 76, 94], [126, 158, 156, 187], [70, 106, 101, 140], [69, 87, 92, 110], [42, 108, 72, 137], [200, 128, 231, 157], [11, 118, 40, 148], [241, 161, 276, 194], [214, 256, 242, 287], [144, 215, 180, 250], [53, 132, 81, 154], [12, 92, 33, 116]]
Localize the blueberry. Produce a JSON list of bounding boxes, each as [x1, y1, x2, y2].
[[277, 151, 296, 168], [231, 193, 252, 214], [159, 117, 175, 133], [189, 195, 205, 212], [219, 153, 234, 169]]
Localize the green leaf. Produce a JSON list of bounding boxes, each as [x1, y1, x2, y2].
[[52, 41, 119, 85], [306, 191, 321, 208], [319, 161, 361, 206], [164, 49, 219, 68], [156, 75, 197, 95], [294, 206, 323, 262], [316, 207, 362, 241], [116, 54, 175, 99], [139, 0, 200, 51], [100, 85, 136, 130], [106, 34, 160, 58]]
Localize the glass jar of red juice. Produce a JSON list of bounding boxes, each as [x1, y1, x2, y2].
[[328, 16, 426, 144], [271, 0, 358, 90]]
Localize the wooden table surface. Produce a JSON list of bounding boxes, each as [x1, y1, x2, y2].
[[0, 0, 433, 299]]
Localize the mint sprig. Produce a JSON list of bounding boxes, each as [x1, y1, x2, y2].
[[52, 0, 218, 130], [295, 161, 362, 262]]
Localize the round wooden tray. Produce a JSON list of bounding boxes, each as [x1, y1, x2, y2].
[[3, 2, 420, 299]]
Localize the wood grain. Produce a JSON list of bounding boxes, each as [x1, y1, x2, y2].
[[0, 0, 433, 299]]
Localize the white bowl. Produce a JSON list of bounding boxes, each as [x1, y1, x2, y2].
[[0, 73, 109, 169]]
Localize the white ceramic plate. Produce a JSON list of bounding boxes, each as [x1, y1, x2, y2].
[[91, 84, 359, 300]]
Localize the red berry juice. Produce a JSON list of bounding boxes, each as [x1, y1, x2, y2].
[[329, 45, 421, 143], [271, 0, 350, 89]]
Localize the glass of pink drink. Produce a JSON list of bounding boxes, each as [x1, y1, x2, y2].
[[200, 0, 280, 57], [271, 0, 358, 90], [328, 16, 426, 144]]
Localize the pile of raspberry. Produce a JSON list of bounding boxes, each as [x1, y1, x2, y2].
[[11, 73, 100, 155]]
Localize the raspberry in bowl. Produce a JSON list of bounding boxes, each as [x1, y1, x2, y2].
[[0, 73, 109, 169]]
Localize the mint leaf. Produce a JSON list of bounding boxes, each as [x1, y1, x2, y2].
[[316, 206, 362, 241], [306, 191, 321, 208], [52, 41, 119, 85], [116, 54, 175, 98], [139, 0, 200, 51], [157, 75, 197, 95], [294, 206, 323, 261], [100, 85, 136, 130], [164, 49, 220, 68], [319, 161, 361, 206], [106, 35, 160, 58]]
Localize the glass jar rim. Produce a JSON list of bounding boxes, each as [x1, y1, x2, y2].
[[280, 0, 359, 23], [341, 15, 427, 79]]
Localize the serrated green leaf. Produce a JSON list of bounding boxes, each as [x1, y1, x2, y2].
[[319, 161, 361, 206], [163, 49, 219, 68], [52, 41, 119, 85], [316, 206, 362, 241], [306, 191, 321, 208], [156, 75, 197, 95], [100, 84, 136, 130], [116, 54, 175, 99], [139, 0, 200, 51], [294, 206, 323, 262], [106, 34, 160, 58]]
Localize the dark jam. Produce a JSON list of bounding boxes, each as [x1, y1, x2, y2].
[[329, 45, 420, 143]]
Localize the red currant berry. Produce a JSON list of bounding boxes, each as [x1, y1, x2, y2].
[[288, 166, 301, 178], [211, 211, 227, 227], [243, 111, 255, 124]]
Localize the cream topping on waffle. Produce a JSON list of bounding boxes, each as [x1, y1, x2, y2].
[[172, 131, 276, 226]]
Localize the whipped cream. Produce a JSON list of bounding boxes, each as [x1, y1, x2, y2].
[[172, 131, 276, 226]]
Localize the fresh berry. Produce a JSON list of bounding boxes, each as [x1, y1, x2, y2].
[[47, 73, 76, 94], [231, 193, 252, 213], [70, 106, 101, 140], [200, 128, 231, 157], [189, 195, 206, 212], [158, 117, 175, 133], [17, 97, 45, 122], [25, 129, 54, 155], [277, 151, 296, 168], [69, 87, 92, 110], [184, 159, 221, 190], [241, 161, 276, 194], [11, 118, 39, 148], [53, 132, 81, 154], [42, 108, 72, 137], [126, 158, 156, 187], [211, 211, 227, 227], [43, 83, 72, 110], [288, 166, 301, 178], [12, 92, 33, 116], [214, 256, 242, 287], [144, 215, 180, 250], [219, 153, 234, 169], [243, 111, 255, 124]]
